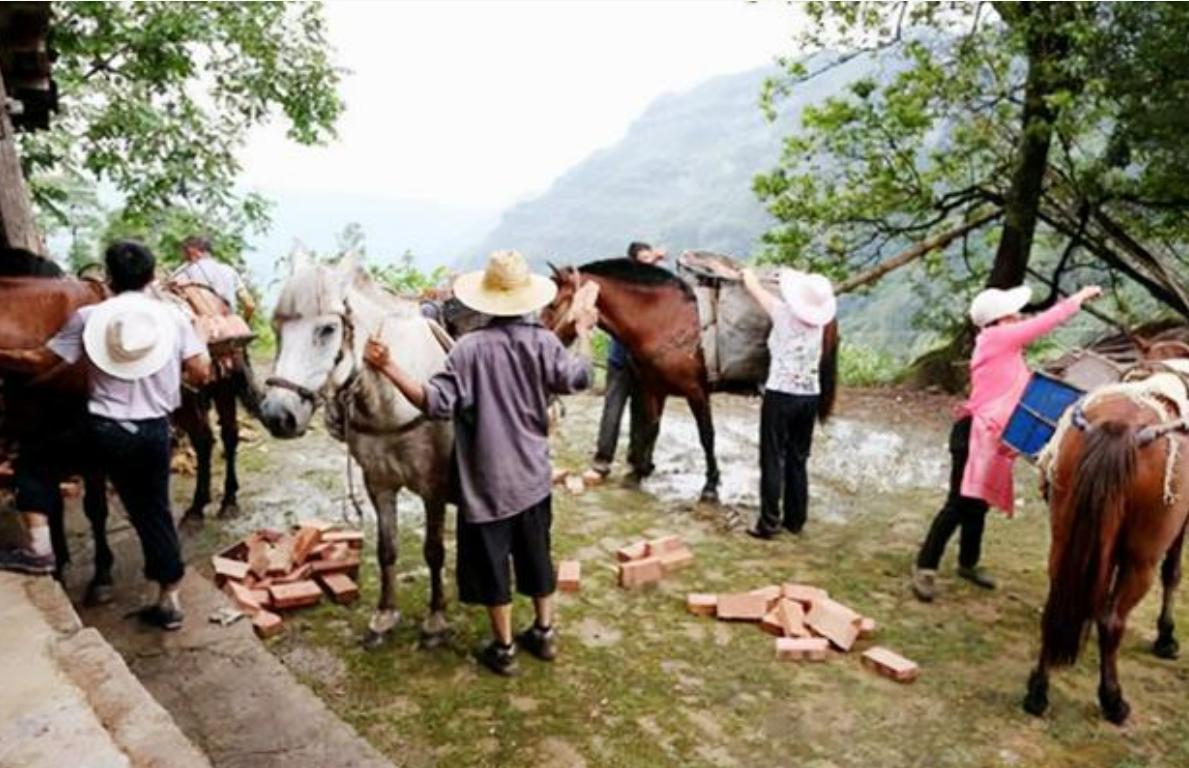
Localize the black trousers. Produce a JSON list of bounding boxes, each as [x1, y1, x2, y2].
[[757, 390, 818, 534], [592, 361, 652, 475], [17, 414, 184, 585], [916, 416, 990, 570], [457, 496, 555, 607]]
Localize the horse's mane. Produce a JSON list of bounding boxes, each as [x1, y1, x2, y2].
[[579, 258, 694, 300], [0, 248, 65, 278]]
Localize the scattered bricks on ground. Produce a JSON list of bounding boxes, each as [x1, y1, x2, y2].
[[861, 647, 920, 683], [715, 591, 769, 621], [776, 637, 830, 662], [686, 593, 717, 617], [618, 557, 664, 589], [805, 597, 861, 651], [317, 573, 360, 604], [557, 560, 581, 592]]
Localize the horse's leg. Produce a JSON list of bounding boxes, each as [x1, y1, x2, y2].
[[1098, 560, 1156, 725], [1022, 655, 1051, 717], [688, 393, 720, 503], [82, 470, 116, 606], [419, 497, 451, 647], [364, 484, 400, 651], [626, 387, 664, 487], [214, 382, 241, 518], [177, 395, 213, 524], [1154, 525, 1185, 659]]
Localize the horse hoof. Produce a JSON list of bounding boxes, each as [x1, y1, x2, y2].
[[1103, 698, 1131, 726], [217, 503, 241, 520], [419, 627, 454, 650], [362, 631, 390, 652], [84, 581, 116, 607], [180, 511, 205, 530], [1022, 670, 1049, 717], [699, 489, 720, 504], [1153, 636, 1180, 660]]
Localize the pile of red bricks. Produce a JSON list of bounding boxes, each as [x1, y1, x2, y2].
[[686, 582, 919, 683], [211, 520, 363, 638], [615, 535, 695, 589]]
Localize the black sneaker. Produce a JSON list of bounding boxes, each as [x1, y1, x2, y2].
[[516, 624, 558, 662], [746, 527, 777, 541], [136, 604, 184, 632], [957, 566, 998, 590], [0, 547, 55, 576], [475, 640, 518, 676]]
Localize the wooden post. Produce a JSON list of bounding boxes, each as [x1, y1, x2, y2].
[[0, 68, 43, 254]]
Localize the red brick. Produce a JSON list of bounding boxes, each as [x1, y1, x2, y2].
[[618, 557, 664, 589], [858, 617, 877, 639], [615, 541, 649, 563], [760, 610, 785, 637], [252, 610, 283, 638], [249, 588, 272, 608], [297, 518, 335, 533], [268, 580, 323, 610], [247, 539, 270, 579], [776, 599, 808, 638], [686, 593, 717, 617], [310, 554, 361, 579], [273, 563, 314, 584], [658, 547, 694, 575], [749, 585, 782, 611], [317, 573, 359, 604], [257, 529, 284, 544], [716, 592, 769, 622], [805, 597, 861, 651], [645, 536, 683, 557], [266, 544, 293, 575], [211, 556, 250, 583], [861, 646, 919, 683], [781, 583, 828, 608], [322, 529, 364, 549], [307, 542, 333, 560], [224, 580, 263, 615], [557, 560, 581, 592], [776, 637, 830, 661], [290, 527, 323, 566]]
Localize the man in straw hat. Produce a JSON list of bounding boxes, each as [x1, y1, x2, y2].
[[365, 249, 598, 676], [911, 282, 1100, 602], [739, 267, 837, 539], [0, 241, 210, 630]]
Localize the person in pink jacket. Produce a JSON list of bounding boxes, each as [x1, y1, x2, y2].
[[911, 283, 1101, 602]]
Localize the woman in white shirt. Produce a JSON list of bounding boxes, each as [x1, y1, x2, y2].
[[741, 268, 837, 539]]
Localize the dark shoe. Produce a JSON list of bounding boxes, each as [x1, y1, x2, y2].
[[475, 640, 518, 676], [782, 523, 805, 536], [516, 624, 558, 662], [0, 547, 55, 576], [957, 566, 997, 590], [746, 527, 777, 541], [136, 604, 184, 632], [911, 567, 936, 602]]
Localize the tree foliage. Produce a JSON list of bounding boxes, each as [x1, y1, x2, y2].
[[756, 1, 1189, 330], [23, 1, 343, 253]]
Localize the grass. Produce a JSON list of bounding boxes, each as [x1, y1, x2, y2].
[[246, 394, 1189, 768]]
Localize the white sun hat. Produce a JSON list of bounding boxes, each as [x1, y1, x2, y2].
[[779, 269, 837, 327], [82, 292, 179, 380], [453, 249, 558, 317], [970, 285, 1032, 328]]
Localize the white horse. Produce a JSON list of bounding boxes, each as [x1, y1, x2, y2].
[[259, 248, 454, 649]]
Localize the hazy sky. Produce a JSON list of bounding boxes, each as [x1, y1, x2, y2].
[[240, 1, 805, 212]]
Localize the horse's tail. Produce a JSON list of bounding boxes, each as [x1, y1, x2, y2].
[[232, 353, 265, 421], [817, 319, 839, 424], [1041, 419, 1136, 667]]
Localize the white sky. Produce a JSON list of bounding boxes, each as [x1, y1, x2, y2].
[[240, 0, 806, 211]]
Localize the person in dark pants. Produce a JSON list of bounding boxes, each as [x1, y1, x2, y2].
[[365, 250, 597, 676], [0, 241, 210, 630], [583, 241, 666, 485], [911, 282, 1101, 602], [739, 267, 837, 539]]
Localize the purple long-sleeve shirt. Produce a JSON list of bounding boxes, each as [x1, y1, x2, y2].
[[424, 317, 592, 524]]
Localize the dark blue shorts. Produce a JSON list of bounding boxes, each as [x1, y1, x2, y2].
[[456, 496, 555, 607]]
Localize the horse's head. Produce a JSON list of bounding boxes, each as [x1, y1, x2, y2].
[[541, 262, 584, 345], [260, 246, 363, 438]]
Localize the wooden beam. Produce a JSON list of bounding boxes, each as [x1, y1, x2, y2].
[[0, 68, 43, 254], [834, 208, 1003, 295]]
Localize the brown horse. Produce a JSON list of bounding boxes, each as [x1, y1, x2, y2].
[[542, 258, 838, 502], [1023, 370, 1189, 724], [0, 275, 259, 600]]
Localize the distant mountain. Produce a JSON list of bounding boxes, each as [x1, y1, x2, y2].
[[465, 57, 874, 268]]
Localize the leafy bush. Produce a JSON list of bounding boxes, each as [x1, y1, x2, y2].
[[837, 342, 902, 387]]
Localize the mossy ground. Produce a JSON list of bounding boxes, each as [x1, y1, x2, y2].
[[231, 391, 1188, 768]]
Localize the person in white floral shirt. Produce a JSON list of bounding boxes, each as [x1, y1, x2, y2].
[[740, 268, 836, 539]]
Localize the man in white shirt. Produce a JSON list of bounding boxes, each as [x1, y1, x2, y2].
[[172, 235, 256, 320], [0, 241, 210, 630]]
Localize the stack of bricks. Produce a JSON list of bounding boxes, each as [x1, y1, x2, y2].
[[211, 519, 363, 638], [616, 535, 695, 589], [685, 581, 918, 682]]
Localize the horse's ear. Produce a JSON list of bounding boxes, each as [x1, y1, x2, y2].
[[289, 240, 313, 274], [337, 250, 362, 279], [547, 261, 560, 277]]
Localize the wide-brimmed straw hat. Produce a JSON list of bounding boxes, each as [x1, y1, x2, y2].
[[779, 269, 837, 327], [453, 250, 558, 317], [970, 285, 1032, 328], [82, 292, 179, 380]]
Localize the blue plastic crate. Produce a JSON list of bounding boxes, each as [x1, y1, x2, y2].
[[1002, 372, 1085, 460]]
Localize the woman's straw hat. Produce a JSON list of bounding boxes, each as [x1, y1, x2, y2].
[[453, 250, 558, 317], [82, 292, 179, 380], [778, 269, 837, 327], [970, 285, 1032, 328]]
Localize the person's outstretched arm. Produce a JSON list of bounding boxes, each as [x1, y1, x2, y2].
[[984, 286, 1102, 351], [741, 268, 780, 319], [365, 339, 429, 412]]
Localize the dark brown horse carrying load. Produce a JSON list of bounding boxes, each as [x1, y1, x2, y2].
[[677, 250, 780, 389], [162, 280, 255, 356]]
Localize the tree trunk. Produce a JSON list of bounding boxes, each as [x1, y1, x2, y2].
[[0, 70, 44, 255]]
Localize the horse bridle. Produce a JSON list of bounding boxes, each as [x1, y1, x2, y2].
[[265, 306, 357, 408]]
